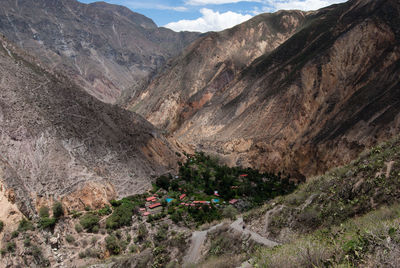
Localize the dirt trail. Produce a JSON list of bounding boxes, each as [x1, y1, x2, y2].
[[183, 217, 279, 266], [183, 222, 224, 266], [231, 217, 279, 247]]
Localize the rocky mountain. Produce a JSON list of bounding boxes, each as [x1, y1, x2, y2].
[[0, 0, 199, 103], [0, 34, 181, 221], [127, 9, 309, 131], [128, 0, 400, 179]]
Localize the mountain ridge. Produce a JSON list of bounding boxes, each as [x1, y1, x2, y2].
[[0, 0, 200, 103]]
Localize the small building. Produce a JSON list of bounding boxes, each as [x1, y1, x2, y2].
[[146, 196, 157, 202], [143, 212, 150, 216], [139, 208, 146, 212], [149, 202, 162, 209], [179, 194, 186, 200], [239, 174, 248, 177], [229, 199, 238, 205]]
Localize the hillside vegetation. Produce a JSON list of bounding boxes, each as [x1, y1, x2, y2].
[[244, 135, 400, 267]]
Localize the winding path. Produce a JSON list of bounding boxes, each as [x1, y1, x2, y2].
[[183, 217, 279, 266]]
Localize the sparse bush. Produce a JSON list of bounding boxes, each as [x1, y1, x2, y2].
[[39, 206, 50, 218], [0, 220, 4, 232], [18, 218, 35, 232], [66, 235, 75, 243], [75, 223, 83, 233], [137, 223, 148, 241], [222, 205, 238, 220], [79, 251, 86, 258]]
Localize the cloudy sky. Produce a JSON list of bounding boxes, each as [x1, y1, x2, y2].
[[78, 0, 347, 32]]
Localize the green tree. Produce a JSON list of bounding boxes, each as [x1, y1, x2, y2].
[[52, 202, 64, 219], [105, 235, 121, 255], [80, 213, 100, 232]]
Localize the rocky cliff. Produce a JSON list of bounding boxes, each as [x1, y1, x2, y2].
[[0, 0, 199, 103], [128, 0, 400, 179], [0, 34, 180, 218], [127, 10, 309, 132]]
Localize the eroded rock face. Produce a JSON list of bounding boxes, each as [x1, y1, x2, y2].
[[0, 0, 199, 103], [128, 0, 400, 179], [0, 35, 180, 217], [127, 10, 309, 132]]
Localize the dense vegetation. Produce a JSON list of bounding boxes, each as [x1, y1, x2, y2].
[[163, 152, 295, 205]]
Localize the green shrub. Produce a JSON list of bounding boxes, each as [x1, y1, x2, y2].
[[105, 235, 121, 255], [96, 205, 112, 216], [92, 225, 99, 233], [0, 221, 4, 232], [18, 218, 35, 232], [80, 213, 100, 232], [52, 202, 64, 219], [39, 206, 50, 218], [38, 217, 56, 229], [24, 238, 31, 247], [6, 242, 16, 253], [71, 210, 82, 218], [11, 230, 19, 238]]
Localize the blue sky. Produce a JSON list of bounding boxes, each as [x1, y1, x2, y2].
[[78, 0, 347, 32]]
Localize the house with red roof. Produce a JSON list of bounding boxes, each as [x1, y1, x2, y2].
[[229, 199, 238, 204], [179, 193, 186, 200], [149, 202, 161, 209], [146, 196, 157, 202]]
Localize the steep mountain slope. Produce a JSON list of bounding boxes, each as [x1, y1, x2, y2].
[[0, 34, 180, 218], [129, 0, 400, 179], [127, 10, 309, 131], [0, 0, 199, 103]]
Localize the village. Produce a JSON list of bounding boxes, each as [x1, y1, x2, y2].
[[138, 184, 240, 218]]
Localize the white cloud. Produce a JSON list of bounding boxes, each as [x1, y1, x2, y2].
[[185, 0, 261, 5], [270, 0, 346, 11], [164, 8, 253, 32]]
